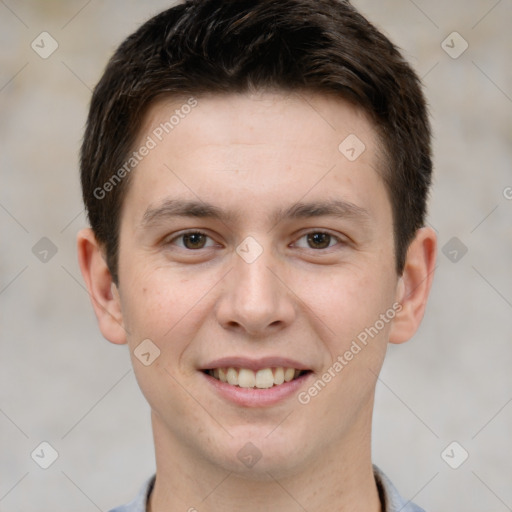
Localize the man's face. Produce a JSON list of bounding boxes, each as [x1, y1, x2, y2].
[[115, 91, 401, 477]]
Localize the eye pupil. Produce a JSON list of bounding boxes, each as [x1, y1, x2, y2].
[[183, 233, 206, 249], [307, 232, 331, 249]]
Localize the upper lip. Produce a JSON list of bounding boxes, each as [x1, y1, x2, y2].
[[201, 356, 311, 372]]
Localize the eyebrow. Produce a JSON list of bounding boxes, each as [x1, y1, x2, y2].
[[140, 198, 370, 229]]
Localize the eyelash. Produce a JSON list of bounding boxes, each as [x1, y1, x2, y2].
[[165, 230, 346, 252]]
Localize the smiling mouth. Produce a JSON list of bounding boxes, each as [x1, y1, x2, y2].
[[203, 367, 311, 389]]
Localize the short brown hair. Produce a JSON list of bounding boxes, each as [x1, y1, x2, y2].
[[80, 0, 432, 284]]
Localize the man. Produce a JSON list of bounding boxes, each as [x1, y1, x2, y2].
[[77, 1, 437, 510]]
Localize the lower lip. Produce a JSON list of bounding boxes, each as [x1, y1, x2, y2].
[[202, 371, 313, 407]]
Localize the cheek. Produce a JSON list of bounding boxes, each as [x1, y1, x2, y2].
[[120, 269, 202, 412], [120, 265, 185, 343], [298, 265, 394, 346], [120, 263, 221, 353], [295, 268, 395, 420]]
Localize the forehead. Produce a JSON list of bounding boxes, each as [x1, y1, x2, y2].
[[121, 90, 390, 229], [139, 90, 379, 158]]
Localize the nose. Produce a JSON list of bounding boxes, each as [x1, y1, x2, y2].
[[215, 244, 296, 337]]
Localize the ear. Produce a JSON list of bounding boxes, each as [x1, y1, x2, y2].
[[389, 226, 437, 344], [76, 228, 127, 345]]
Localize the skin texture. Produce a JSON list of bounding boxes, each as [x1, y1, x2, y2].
[[77, 91, 437, 512]]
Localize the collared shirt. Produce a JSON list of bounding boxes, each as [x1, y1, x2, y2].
[[108, 465, 426, 512]]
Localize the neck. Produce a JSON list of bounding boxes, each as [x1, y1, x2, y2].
[[147, 408, 382, 512]]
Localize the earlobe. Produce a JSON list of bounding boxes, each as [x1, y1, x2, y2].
[[389, 227, 437, 345], [76, 228, 128, 345]]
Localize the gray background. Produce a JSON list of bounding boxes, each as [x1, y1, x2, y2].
[[1, 0, 511, 510]]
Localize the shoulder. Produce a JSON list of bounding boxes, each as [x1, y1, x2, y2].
[[373, 465, 427, 512], [107, 475, 156, 512]]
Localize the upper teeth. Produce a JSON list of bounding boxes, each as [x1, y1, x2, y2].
[[209, 367, 302, 388]]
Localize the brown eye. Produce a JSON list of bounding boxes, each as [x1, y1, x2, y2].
[[182, 232, 208, 249], [294, 231, 340, 250], [307, 232, 332, 249], [166, 231, 216, 250]]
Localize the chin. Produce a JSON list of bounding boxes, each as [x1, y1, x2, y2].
[[208, 425, 307, 479]]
